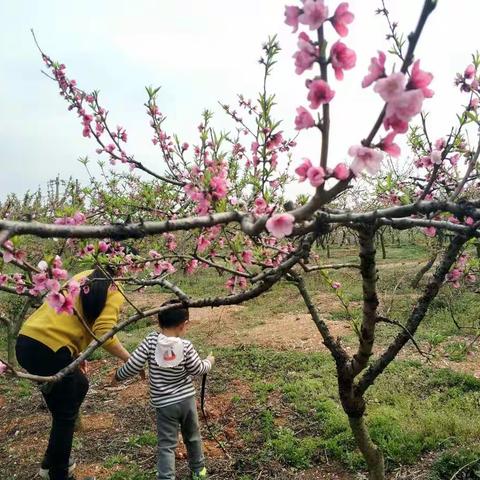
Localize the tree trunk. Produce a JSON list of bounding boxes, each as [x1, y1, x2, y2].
[[411, 251, 437, 288], [349, 416, 385, 480], [7, 324, 16, 366], [379, 232, 386, 260]]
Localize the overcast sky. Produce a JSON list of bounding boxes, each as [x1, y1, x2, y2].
[[1, 0, 479, 200]]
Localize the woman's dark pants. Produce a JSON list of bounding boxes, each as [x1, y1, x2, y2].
[[16, 335, 89, 480]]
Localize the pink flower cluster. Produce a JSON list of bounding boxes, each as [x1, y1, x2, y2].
[[285, 1, 353, 36], [361, 56, 433, 163], [295, 158, 350, 186], [455, 63, 479, 93], [286, 2, 356, 182], [446, 254, 476, 289], [2, 240, 26, 264], [184, 151, 229, 215], [54, 211, 86, 226], [42, 54, 134, 171]]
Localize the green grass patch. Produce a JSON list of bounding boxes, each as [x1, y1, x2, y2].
[[430, 447, 480, 479], [127, 430, 157, 447], [211, 347, 480, 473]]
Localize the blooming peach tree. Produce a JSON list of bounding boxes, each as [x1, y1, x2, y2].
[[2, 1, 480, 478]]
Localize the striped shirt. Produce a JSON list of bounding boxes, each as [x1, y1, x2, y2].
[[116, 331, 212, 408]]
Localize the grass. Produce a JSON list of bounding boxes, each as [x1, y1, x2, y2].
[[208, 346, 480, 473]]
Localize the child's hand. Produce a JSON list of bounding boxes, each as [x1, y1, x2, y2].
[[79, 360, 89, 375], [206, 352, 215, 367]]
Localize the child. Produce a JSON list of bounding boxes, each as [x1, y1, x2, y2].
[[114, 300, 214, 480]]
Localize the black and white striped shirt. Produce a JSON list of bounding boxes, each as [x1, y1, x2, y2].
[[116, 331, 212, 408]]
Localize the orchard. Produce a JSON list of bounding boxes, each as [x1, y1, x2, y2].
[[2, 1, 480, 479]]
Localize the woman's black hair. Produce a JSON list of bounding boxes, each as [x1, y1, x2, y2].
[[80, 267, 113, 325]]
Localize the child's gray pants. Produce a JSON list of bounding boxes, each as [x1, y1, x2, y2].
[[156, 395, 205, 479]]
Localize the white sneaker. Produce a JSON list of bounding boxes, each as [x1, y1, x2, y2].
[[38, 458, 76, 478]]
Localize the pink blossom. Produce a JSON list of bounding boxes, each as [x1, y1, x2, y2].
[[284, 5, 301, 32], [153, 261, 176, 276], [385, 89, 424, 122], [266, 213, 295, 239], [46, 278, 61, 292], [470, 97, 479, 110], [47, 291, 66, 312], [210, 176, 228, 199], [330, 41, 356, 81], [254, 197, 268, 215], [98, 241, 109, 253], [226, 276, 236, 292], [373, 72, 407, 102], [294, 49, 316, 76], [447, 268, 462, 282], [407, 60, 434, 98], [3, 247, 14, 263], [295, 158, 313, 182], [362, 51, 386, 88], [105, 144, 115, 153], [379, 131, 401, 157], [266, 132, 283, 150], [242, 250, 253, 265], [464, 64, 476, 79], [450, 153, 460, 167], [307, 165, 326, 187], [32, 272, 48, 291], [197, 235, 211, 253], [333, 163, 350, 180], [196, 197, 211, 215], [52, 268, 68, 281], [331, 281, 342, 289], [0, 274, 7, 286], [423, 226, 437, 237], [73, 211, 86, 224], [348, 145, 383, 176], [331, 2, 354, 37], [383, 113, 408, 134], [465, 216, 475, 226], [293, 32, 318, 75], [295, 106, 316, 130], [299, 0, 328, 30], [68, 280, 81, 297], [58, 295, 75, 315], [185, 259, 199, 275], [14, 250, 27, 264], [306, 79, 335, 109], [0, 361, 7, 375], [430, 150, 442, 165]]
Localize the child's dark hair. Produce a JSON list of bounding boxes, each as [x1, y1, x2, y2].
[[158, 299, 189, 329]]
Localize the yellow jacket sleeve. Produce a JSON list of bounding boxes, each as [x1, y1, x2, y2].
[[92, 289, 124, 348]]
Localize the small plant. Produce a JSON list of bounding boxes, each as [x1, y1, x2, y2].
[[104, 454, 128, 468], [430, 448, 480, 479], [127, 431, 157, 447]]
